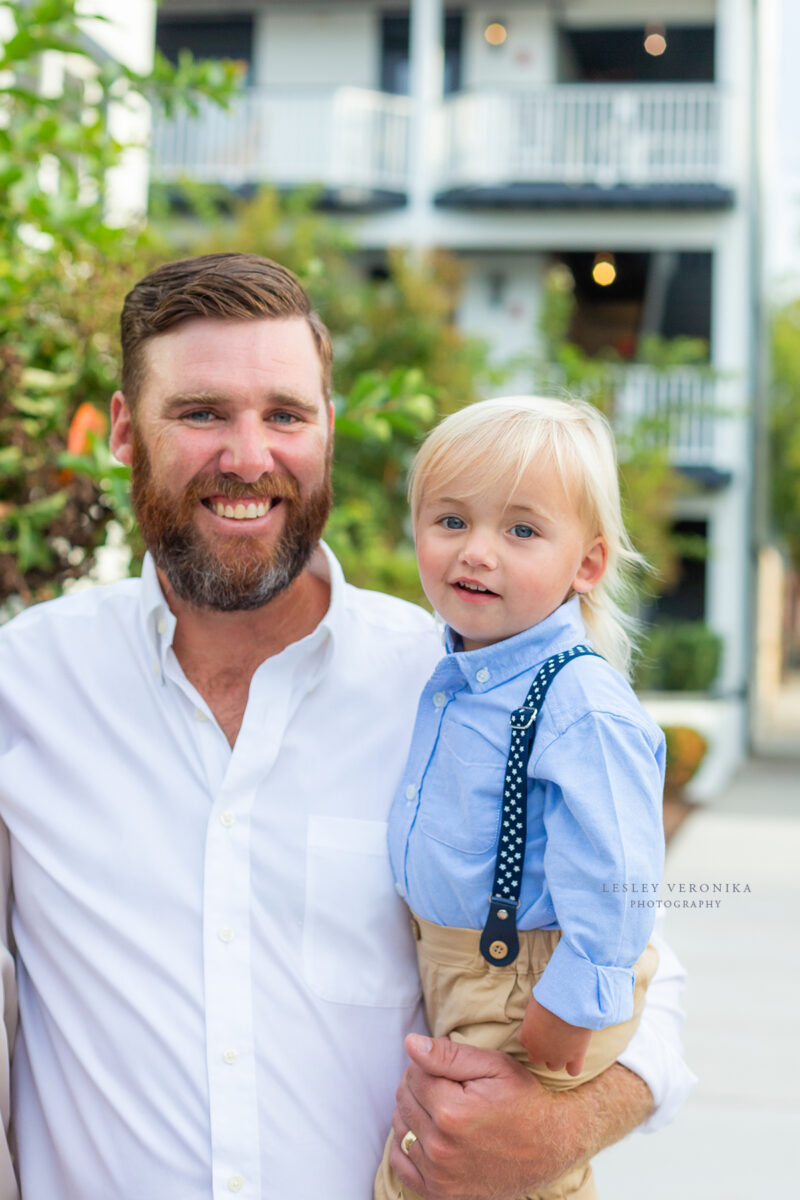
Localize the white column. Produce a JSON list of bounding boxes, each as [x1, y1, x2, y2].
[[708, 0, 756, 707], [79, 0, 157, 225], [408, 0, 444, 248]]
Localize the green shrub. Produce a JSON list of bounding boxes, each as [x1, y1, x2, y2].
[[635, 622, 723, 692]]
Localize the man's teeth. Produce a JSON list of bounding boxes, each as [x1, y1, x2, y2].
[[211, 500, 270, 520], [458, 581, 489, 592]]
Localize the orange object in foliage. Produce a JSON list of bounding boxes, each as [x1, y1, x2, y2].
[[60, 403, 109, 483], [67, 402, 108, 455]]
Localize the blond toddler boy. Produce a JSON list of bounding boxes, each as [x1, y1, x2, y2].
[[376, 396, 666, 1200]]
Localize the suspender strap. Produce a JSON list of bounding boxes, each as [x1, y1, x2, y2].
[[479, 644, 600, 966]]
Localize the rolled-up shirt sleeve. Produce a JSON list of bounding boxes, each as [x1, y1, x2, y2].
[[531, 711, 666, 1030]]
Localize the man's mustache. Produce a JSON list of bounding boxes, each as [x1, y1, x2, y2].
[[187, 473, 301, 504]]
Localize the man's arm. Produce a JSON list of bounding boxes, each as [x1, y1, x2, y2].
[[389, 1036, 651, 1200], [616, 919, 698, 1133], [0, 820, 19, 1200]]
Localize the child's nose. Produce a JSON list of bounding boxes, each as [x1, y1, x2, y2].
[[460, 531, 497, 569]]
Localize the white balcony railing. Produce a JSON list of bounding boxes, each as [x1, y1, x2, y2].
[[438, 84, 726, 190], [151, 87, 411, 193], [539, 365, 731, 469], [612, 367, 730, 469], [151, 83, 728, 198]]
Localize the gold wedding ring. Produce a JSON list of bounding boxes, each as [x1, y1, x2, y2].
[[400, 1130, 418, 1156]]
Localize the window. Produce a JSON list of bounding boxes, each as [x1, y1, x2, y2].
[[156, 15, 254, 83], [380, 10, 463, 95]]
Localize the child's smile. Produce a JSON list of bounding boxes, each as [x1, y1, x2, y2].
[[415, 457, 607, 651]]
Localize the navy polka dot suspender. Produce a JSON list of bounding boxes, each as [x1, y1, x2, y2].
[[478, 644, 601, 967]]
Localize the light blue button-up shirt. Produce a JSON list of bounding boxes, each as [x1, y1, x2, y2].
[[388, 597, 666, 1030]]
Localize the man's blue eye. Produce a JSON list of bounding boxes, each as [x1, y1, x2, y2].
[[511, 524, 534, 539], [271, 411, 299, 423], [186, 411, 215, 423], [441, 516, 466, 530]]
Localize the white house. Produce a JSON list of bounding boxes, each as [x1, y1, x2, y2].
[[150, 0, 760, 773], [1, 0, 156, 226]]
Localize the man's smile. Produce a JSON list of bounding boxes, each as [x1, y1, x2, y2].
[[201, 495, 283, 522]]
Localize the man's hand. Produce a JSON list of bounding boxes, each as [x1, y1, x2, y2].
[[389, 1034, 586, 1200], [518, 995, 592, 1077], [388, 1033, 654, 1200]]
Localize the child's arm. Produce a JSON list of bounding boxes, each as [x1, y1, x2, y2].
[[519, 993, 592, 1076], [531, 705, 666, 1032]]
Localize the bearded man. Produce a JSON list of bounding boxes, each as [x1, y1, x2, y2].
[[0, 254, 694, 1200]]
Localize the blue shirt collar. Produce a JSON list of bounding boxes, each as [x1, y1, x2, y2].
[[442, 596, 589, 693]]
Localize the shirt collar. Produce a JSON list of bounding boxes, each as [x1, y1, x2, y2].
[[138, 541, 344, 670], [443, 596, 589, 693]]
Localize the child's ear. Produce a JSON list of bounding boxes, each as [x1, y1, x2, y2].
[[572, 538, 608, 594]]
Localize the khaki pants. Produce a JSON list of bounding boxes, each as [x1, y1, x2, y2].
[[374, 914, 658, 1200]]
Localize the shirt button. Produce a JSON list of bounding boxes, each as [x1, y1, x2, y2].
[[219, 811, 235, 828], [222, 1048, 239, 1065], [227, 1176, 244, 1193], [218, 926, 235, 943], [157, 618, 167, 635], [194, 708, 208, 722], [395, 881, 405, 898], [405, 784, 417, 801], [432, 691, 447, 707], [476, 667, 490, 683]]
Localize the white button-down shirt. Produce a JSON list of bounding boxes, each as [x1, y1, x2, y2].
[[0, 546, 693, 1199]]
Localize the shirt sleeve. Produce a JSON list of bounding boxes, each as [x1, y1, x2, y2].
[[531, 710, 666, 1029], [0, 816, 19, 1200], [617, 913, 697, 1131]]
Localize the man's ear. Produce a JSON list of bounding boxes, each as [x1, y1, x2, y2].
[[109, 391, 133, 466], [572, 538, 608, 594], [327, 400, 335, 439]]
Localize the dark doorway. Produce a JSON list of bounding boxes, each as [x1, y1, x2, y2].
[[650, 520, 709, 623], [555, 250, 712, 359]]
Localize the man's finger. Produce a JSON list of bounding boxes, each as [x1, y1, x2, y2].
[[404, 1032, 512, 1084], [387, 1130, 428, 1197]]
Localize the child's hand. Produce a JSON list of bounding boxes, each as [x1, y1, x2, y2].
[[519, 994, 592, 1077]]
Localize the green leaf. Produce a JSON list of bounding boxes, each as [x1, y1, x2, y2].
[[0, 446, 23, 476]]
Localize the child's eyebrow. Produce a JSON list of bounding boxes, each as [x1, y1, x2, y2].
[[505, 502, 554, 522]]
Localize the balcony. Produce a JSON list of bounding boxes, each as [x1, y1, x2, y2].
[[151, 87, 411, 207], [436, 84, 733, 208], [151, 82, 733, 212], [612, 367, 735, 485]]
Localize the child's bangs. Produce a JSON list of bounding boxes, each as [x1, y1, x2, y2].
[[410, 405, 562, 518]]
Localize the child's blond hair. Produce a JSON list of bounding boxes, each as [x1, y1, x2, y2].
[[408, 395, 646, 678]]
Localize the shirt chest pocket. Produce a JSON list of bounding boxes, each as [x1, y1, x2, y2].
[[303, 815, 421, 1008], [419, 721, 506, 854]]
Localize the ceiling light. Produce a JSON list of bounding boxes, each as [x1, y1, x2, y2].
[[484, 22, 507, 47]]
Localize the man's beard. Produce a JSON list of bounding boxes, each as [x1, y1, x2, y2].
[[130, 432, 333, 612]]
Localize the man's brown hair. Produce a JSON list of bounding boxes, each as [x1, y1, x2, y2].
[[120, 252, 333, 405]]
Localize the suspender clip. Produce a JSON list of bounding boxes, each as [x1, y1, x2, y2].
[[510, 706, 537, 730]]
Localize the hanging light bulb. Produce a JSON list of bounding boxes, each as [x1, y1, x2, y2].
[[592, 253, 617, 287], [644, 23, 667, 56]]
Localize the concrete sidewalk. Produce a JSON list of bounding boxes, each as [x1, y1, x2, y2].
[[593, 758, 800, 1199]]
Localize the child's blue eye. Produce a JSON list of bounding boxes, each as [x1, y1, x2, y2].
[[511, 524, 534, 539], [441, 516, 466, 530]]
